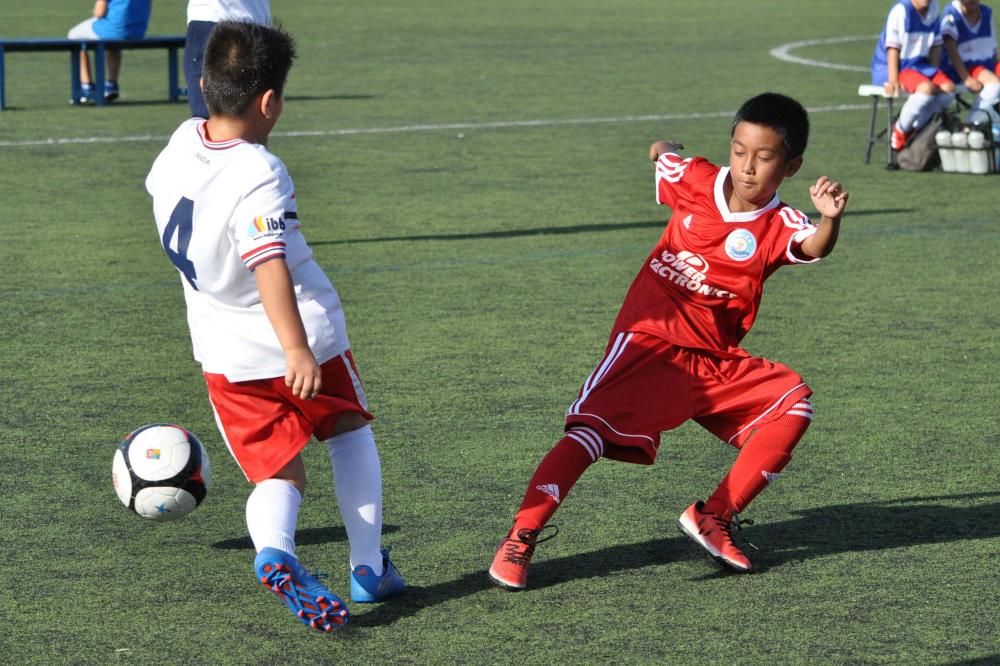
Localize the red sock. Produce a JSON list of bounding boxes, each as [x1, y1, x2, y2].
[[512, 428, 603, 532], [703, 404, 812, 519]]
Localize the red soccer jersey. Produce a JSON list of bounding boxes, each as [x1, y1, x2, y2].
[[612, 152, 820, 356]]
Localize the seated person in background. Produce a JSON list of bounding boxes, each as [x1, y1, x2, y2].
[[67, 0, 152, 103], [941, 0, 1000, 122], [872, 0, 957, 149], [185, 0, 272, 118]]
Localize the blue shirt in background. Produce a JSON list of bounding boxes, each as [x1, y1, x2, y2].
[[93, 0, 152, 40]]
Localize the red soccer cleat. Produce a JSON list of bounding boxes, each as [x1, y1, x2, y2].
[[677, 501, 753, 573], [488, 525, 558, 591], [890, 125, 910, 151]]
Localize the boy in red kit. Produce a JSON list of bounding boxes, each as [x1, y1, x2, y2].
[[489, 92, 849, 589]]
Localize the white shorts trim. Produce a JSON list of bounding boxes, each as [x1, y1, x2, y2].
[[207, 396, 251, 482], [569, 411, 656, 445], [727, 383, 808, 445], [569, 332, 633, 414]]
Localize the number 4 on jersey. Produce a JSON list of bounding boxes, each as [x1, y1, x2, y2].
[[161, 197, 198, 290]]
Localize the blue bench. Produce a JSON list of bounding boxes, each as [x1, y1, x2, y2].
[[0, 35, 186, 110]]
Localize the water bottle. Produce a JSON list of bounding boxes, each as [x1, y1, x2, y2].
[[968, 131, 990, 174], [951, 131, 970, 173], [936, 130, 957, 172]]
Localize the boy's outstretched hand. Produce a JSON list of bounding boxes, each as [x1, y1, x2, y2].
[[809, 176, 849, 222]]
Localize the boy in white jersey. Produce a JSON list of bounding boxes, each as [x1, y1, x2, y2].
[[184, 0, 271, 118], [872, 0, 957, 150], [146, 21, 404, 633], [941, 0, 1000, 122]]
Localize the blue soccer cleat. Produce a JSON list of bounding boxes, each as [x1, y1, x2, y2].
[[103, 80, 120, 102], [254, 547, 349, 632], [75, 83, 94, 105], [350, 549, 405, 603]]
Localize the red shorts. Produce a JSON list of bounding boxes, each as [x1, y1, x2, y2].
[[900, 68, 953, 92], [205, 351, 374, 483], [969, 63, 1000, 78], [565, 331, 812, 465]]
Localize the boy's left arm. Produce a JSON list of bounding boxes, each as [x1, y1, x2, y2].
[[254, 258, 322, 400], [800, 176, 849, 259]]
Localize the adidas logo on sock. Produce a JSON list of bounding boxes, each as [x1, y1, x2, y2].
[[536, 483, 561, 504], [761, 470, 781, 484]]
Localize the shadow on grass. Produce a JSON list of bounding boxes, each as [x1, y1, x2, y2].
[[210, 524, 400, 550], [310, 208, 916, 246], [353, 491, 1000, 627], [310, 219, 666, 246]]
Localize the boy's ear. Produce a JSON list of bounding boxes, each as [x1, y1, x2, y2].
[[259, 89, 279, 119], [784, 155, 803, 178]]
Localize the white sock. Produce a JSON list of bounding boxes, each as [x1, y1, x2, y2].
[[933, 92, 956, 114], [972, 83, 1000, 123], [326, 425, 384, 576], [245, 478, 301, 556], [898, 92, 934, 132]]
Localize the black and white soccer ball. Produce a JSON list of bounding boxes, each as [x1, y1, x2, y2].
[[112, 423, 211, 520]]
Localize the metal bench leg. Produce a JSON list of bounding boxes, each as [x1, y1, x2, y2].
[[71, 47, 82, 105], [865, 95, 879, 164], [94, 44, 107, 106], [886, 97, 895, 167]]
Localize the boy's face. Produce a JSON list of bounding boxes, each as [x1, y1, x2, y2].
[[728, 121, 801, 210], [911, 0, 933, 13]]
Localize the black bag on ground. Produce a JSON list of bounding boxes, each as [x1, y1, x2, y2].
[[896, 114, 944, 171]]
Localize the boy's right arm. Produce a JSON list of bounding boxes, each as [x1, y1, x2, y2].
[[885, 47, 901, 96], [254, 258, 322, 400], [92, 0, 108, 18], [942, 37, 982, 91], [649, 141, 684, 161]]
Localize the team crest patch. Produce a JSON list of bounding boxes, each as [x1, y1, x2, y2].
[[724, 229, 757, 261]]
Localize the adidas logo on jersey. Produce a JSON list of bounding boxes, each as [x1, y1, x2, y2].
[[536, 483, 561, 504]]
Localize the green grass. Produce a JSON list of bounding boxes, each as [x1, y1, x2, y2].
[[2, 1, 999, 663]]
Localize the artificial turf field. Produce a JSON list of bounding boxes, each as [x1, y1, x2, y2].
[[2, 1, 999, 663]]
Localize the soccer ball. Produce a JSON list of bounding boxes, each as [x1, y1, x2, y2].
[[112, 423, 212, 520]]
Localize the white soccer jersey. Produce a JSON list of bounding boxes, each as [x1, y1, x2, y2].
[[146, 118, 350, 382], [186, 0, 271, 24], [885, 0, 943, 62], [941, 1, 998, 67]]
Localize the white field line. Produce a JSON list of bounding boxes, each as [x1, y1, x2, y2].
[[1, 36, 873, 148], [0, 104, 869, 148], [769, 35, 875, 73]]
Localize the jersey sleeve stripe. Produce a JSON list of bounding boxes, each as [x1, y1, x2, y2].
[[242, 242, 287, 269], [785, 227, 821, 264], [655, 153, 691, 183], [778, 206, 812, 230]]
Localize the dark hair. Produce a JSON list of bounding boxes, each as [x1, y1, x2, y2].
[[202, 21, 297, 117], [730, 93, 810, 161]]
